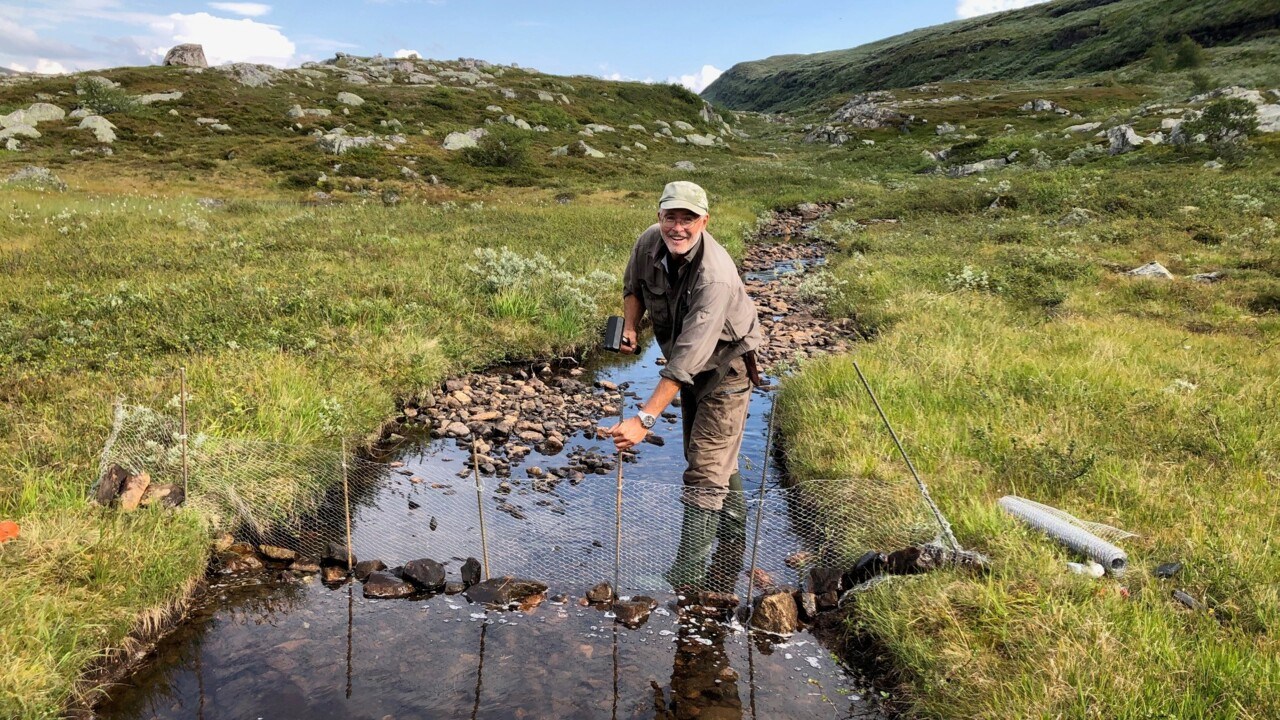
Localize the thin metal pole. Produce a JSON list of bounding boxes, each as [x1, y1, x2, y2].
[[613, 388, 625, 594], [851, 359, 958, 551], [180, 366, 189, 495], [345, 582, 354, 699], [341, 438, 354, 571], [472, 440, 491, 581], [744, 407, 775, 619]]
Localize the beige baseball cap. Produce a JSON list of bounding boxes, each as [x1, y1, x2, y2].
[[658, 180, 709, 216]]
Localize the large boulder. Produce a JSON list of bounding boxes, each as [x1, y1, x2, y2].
[[216, 63, 277, 87], [164, 44, 208, 68], [401, 558, 447, 591], [0, 124, 39, 141], [362, 571, 416, 599], [751, 591, 799, 635], [23, 103, 65, 124], [78, 115, 117, 143], [136, 92, 182, 106], [442, 127, 487, 150], [1107, 124, 1148, 155], [463, 576, 548, 608], [337, 91, 365, 106]]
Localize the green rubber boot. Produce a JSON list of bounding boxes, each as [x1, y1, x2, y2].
[[665, 501, 721, 592], [705, 472, 747, 593]]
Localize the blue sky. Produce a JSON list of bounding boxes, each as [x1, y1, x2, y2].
[[1, 0, 1049, 90]]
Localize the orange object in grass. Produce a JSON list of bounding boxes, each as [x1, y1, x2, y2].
[[0, 520, 19, 543]]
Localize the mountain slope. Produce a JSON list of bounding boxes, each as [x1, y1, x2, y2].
[[702, 0, 1280, 111]]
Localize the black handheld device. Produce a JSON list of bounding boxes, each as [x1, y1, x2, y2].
[[602, 316, 625, 352]]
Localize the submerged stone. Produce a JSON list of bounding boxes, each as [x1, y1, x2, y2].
[[322, 541, 356, 570], [363, 571, 416, 599], [354, 559, 387, 581], [463, 576, 548, 608], [402, 558, 447, 591], [613, 596, 656, 627]]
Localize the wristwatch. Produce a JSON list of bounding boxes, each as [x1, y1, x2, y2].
[[637, 411, 657, 429]]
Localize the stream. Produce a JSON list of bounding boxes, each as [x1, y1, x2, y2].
[[94, 235, 885, 720]]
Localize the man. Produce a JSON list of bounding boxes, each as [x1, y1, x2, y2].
[[605, 180, 762, 592]]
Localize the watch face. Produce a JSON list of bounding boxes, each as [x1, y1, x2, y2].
[[639, 412, 655, 428]]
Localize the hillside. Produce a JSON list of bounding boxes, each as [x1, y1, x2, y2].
[[702, 0, 1280, 111]]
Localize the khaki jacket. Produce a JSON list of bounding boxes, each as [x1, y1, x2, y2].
[[623, 224, 761, 390]]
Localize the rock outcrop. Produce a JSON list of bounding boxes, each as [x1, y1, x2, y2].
[[163, 44, 208, 68]]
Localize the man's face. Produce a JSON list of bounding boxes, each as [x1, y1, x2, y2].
[[658, 208, 708, 257]]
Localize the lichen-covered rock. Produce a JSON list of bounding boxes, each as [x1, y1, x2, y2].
[[337, 91, 365, 106], [78, 115, 117, 143], [164, 44, 208, 67], [23, 103, 65, 124]]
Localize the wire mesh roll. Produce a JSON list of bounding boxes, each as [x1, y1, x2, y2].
[[999, 495, 1128, 576]]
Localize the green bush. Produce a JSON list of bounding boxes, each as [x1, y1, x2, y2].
[[462, 127, 531, 168], [1189, 70, 1215, 94], [1146, 41, 1171, 72], [75, 77, 138, 116], [1173, 35, 1208, 70]]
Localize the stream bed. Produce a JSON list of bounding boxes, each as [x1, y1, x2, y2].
[[95, 236, 885, 720]]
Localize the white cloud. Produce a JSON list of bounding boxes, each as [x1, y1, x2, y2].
[[393, 48, 420, 59], [208, 2, 272, 17], [956, 0, 1050, 19], [148, 12, 296, 66], [7, 58, 70, 74], [668, 64, 722, 94]]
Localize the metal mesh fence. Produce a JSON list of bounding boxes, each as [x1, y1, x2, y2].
[[96, 400, 956, 597]]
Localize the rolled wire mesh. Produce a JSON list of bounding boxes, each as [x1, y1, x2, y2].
[[97, 403, 954, 595], [999, 495, 1130, 575]]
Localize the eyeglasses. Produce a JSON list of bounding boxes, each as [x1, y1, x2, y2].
[[659, 214, 702, 229]]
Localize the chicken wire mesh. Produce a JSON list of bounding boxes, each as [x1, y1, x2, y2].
[[95, 400, 957, 597]]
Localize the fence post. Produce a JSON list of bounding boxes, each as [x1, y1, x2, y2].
[[471, 441, 491, 581], [180, 366, 189, 496], [341, 438, 354, 571]]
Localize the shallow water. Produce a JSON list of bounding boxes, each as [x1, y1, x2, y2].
[[96, 260, 885, 720]]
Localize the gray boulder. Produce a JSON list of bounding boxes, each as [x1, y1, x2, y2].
[[402, 558, 446, 591], [337, 91, 364, 106], [135, 92, 182, 106], [947, 158, 1006, 177], [217, 63, 277, 87], [672, 120, 695, 132], [317, 130, 377, 154], [362, 571, 416, 599], [685, 133, 718, 146], [463, 576, 548, 608], [1064, 122, 1102, 133], [23, 103, 65, 124], [4, 166, 66, 191], [0, 124, 39, 141], [1107, 124, 1148, 155], [78, 115, 116, 143], [287, 105, 331, 119], [163, 44, 208, 68], [1127, 262, 1174, 280], [442, 127, 487, 150], [673, 160, 696, 171]]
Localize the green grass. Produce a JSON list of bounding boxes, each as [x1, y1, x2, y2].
[[774, 145, 1279, 718], [2, 48, 1279, 719]]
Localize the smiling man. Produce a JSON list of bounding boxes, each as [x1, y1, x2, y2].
[[605, 180, 762, 592]]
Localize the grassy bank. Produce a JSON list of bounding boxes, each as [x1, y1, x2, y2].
[[775, 158, 1279, 717]]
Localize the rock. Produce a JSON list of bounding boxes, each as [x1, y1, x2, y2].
[[843, 550, 887, 587], [337, 91, 365, 106], [613, 596, 656, 627], [672, 120, 696, 132], [829, 91, 907, 129], [1202, 160, 1223, 170], [1155, 562, 1183, 579], [673, 160, 696, 171], [354, 559, 387, 581], [1107, 124, 1148, 155], [552, 140, 604, 158], [363, 571, 417, 599], [464, 576, 549, 608], [1057, 207, 1100, 226], [686, 133, 717, 146], [118, 471, 151, 511], [290, 558, 321, 573], [443, 128, 487, 150], [1172, 589, 1204, 611], [1127, 261, 1174, 280], [751, 591, 799, 635], [209, 123, 231, 132], [321, 565, 349, 584], [947, 158, 1007, 177], [1021, 99, 1064, 113], [22, 103, 65, 123], [808, 567, 843, 595], [221, 553, 264, 573], [164, 44, 208, 68], [287, 105, 331, 119], [217, 63, 277, 87], [78, 115, 117, 143], [445, 421, 471, 437], [586, 581, 614, 604], [317, 131, 377, 154], [796, 591, 819, 621], [461, 557, 483, 587], [936, 122, 957, 135], [1190, 271, 1223, 283], [258, 544, 298, 562], [886, 547, 929, 575], [322, 540, 357, 570], [94, 464, 129, 505], [139, 481, 182, 509], [135, 92, 182, 106], [402, 558, 447, 591], [0, 124, 39, 141], [444, 581, 466, 594], [1064, 121, 1102, 133]]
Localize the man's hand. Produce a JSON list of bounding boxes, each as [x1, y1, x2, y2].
[[620, 329, 638, 355], [602, 416, 647, 451]]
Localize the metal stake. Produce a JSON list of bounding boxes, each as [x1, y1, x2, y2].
[[743, 406, 775, 620], [180, 366, 189, 495], [614, 388, 625, 594], [341, 438, 354, 571], [472, 440, 491, 581], [852, 359, 959, 551]]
